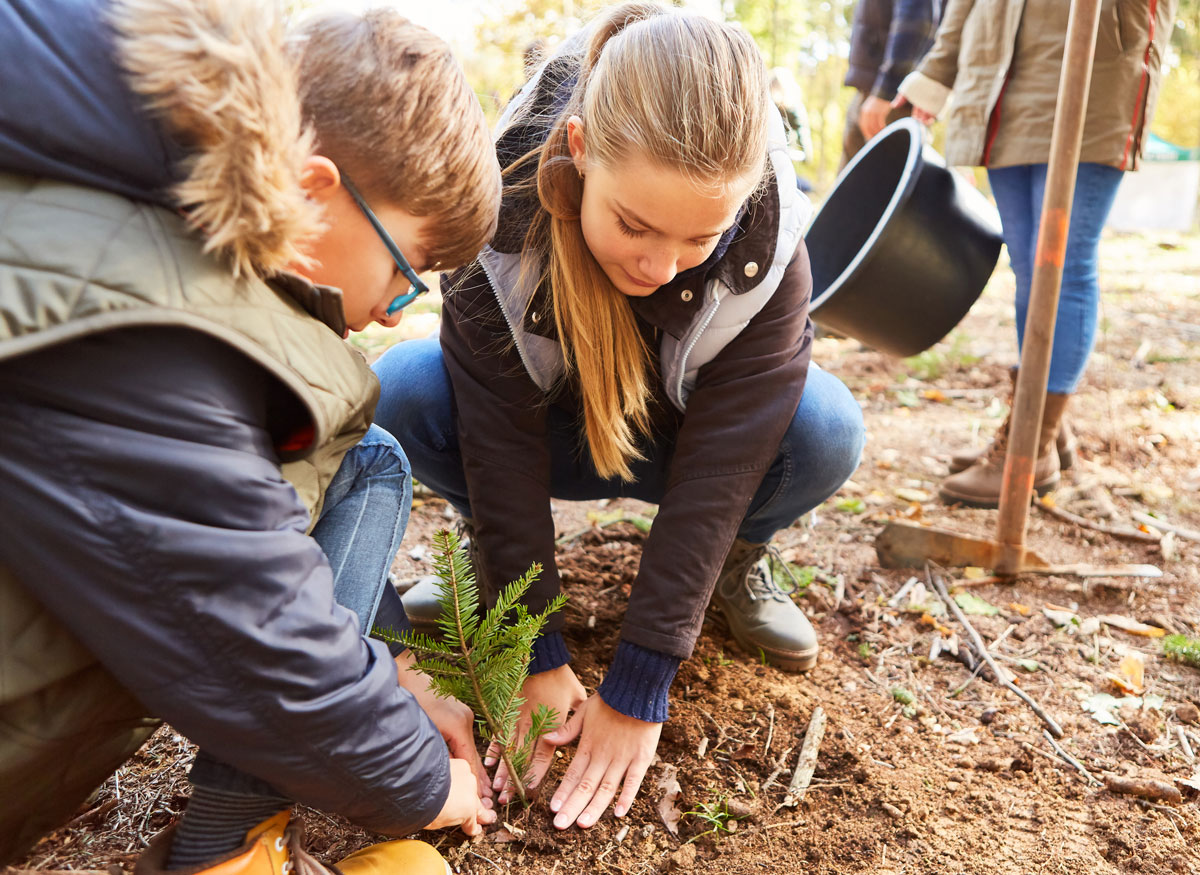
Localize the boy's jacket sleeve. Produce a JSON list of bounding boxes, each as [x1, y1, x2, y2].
[[0, 327, 449, 836]]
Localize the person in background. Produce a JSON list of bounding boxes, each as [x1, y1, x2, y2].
[[842, 0, 938, 167], [0, 1, 502, 872], [374, 1, 863, 833], [897, 0, 1179, 507]]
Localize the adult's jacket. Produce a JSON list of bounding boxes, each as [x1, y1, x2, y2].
[[845, 0, 939, 101], [0, 0, 447, 860], [898, 0, 1179, 169], [440, 50, 814, 693]]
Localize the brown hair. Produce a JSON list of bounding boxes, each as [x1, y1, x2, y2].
[[291, 9, 500, 270], [517, 3, 769, 480]]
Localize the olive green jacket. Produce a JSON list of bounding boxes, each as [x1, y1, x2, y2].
[[899, 0, 1179, 170]]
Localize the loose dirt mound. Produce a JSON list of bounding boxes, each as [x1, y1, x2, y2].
[[14, 233, 1200, 874]]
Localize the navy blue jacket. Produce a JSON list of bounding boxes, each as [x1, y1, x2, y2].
[[0, 0, 449, 836], [845, 0, 939, 99]]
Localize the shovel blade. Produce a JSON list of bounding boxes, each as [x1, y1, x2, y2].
[[875, 519, 1050, 570]]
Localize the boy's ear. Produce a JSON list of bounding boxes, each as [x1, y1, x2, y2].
[[566, 115, 587, 175], [299, 156, 342, 203]]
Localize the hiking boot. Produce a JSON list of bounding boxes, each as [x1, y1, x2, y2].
[[949, 419, 1076, 473], [947, 367, 1076, 473], [939, 392, 1070, 508], [402, 518, 478, 636], [709, 538, 818, 672], [136, 811, 449, 875]]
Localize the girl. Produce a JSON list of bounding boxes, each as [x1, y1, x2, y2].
[[897, 0, 1179, 507], [375, 2, 864, 829]]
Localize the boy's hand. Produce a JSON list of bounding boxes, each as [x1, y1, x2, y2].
[[395, 651, 492, 802], [425, 758, 496, 836], [486, 664, 586, 802]]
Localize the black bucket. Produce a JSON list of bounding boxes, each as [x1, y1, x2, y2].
[[807, 119, 1003, 358]]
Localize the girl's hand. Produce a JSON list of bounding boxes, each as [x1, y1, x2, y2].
[[486, 664, 588, 802], [424, 758, 496, 836], [395, 651, 492, 802], [543, 695, 662, 829]]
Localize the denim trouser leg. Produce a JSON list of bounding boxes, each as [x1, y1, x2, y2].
[[373, 338, 864, 544], [988, 163, 1124, 394], [190, 424, 412, 796]]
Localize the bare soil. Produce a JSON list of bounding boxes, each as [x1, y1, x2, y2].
[[13, 231, 1200, 875]]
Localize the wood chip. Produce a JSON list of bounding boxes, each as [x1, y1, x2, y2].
[[1105, 774, 1183, 804]]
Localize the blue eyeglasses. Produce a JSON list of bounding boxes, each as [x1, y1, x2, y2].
[[340, 174, 430, 315]]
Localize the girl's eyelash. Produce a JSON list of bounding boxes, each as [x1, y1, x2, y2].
[[616, 216, 644, 238]]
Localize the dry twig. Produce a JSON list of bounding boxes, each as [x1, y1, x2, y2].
[[776, 706, 826, 811], [1036, 500, 1160, 543], [927, 568, 1064, 738]]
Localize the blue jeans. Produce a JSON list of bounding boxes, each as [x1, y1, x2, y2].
[[372, 338, 864, 545], [987, 163, 1124, 394], [191, 424, 411, 796]]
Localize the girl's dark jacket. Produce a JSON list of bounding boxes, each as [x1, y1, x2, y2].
[[439, 51, 815, 696]]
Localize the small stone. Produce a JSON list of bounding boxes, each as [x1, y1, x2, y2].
[[730, 699, 745, 711], [1176, 703, 1200, 725], [726, 799, 754, 820], [669, 843, 698, 870], [882, 802, 904, 820], [955, 757, 976, 770], [980, 708, 999, 725], [979, 757, 1015, 772]]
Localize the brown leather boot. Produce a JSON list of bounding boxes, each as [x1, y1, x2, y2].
[[949, 418, 1076, 473], [939, 393, 1070, 508], [948, 367, 1076, 473]]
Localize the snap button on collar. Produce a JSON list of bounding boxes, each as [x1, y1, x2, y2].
[[680, 289, 693, 302], [743, 261, 759, 278]]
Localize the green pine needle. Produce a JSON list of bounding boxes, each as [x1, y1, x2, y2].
[[373, 529, 565, 805]]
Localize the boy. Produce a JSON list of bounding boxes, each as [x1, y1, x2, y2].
[[0, 1, 501, 873]]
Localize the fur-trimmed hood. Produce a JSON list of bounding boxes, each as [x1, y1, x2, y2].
[[0, 0, 319, 278]]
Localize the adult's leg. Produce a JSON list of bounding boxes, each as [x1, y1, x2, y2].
[[171, 426, 412, 868], [1025, 163, 1124, 393], [987, 165, 1038, 354]]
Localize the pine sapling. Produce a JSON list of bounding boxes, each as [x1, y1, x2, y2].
[[374, 529, 566, 805]]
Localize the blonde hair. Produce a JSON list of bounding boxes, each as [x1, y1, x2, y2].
[[520, 3, 769, 480], [291, 9, 500, 270]]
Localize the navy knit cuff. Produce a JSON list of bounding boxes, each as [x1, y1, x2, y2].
[[597, 640, 681, 723], [529, 630, 572, 674]]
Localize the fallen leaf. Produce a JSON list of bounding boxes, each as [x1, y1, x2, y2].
[[1177, 768, 1200, 793], [1108, 653, 1145, 695], [1008, 602, 1032, 616], [963, 566, 987, 580], [1043, 607, 1078, 628], [955, 592, 1000, 616], [656, 764, 683, 836], [1017, 659, 1041, 672], [922, 389, 947, 402], [919, 612, 952, 635], [1097, 615, 1166, 638], [894, 487, 930, 503], [1082, 693, 1127, 725], [1039, 493, 1057, 508]]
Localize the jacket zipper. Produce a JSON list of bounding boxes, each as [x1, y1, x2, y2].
[[673, 286, 721, 408], [477, 252, 545, 388]]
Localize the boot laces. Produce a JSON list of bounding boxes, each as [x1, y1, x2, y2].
[[727, 544, 794, 604]]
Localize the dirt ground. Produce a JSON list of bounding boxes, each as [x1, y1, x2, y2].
[[13, 230, 1200, 875]]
